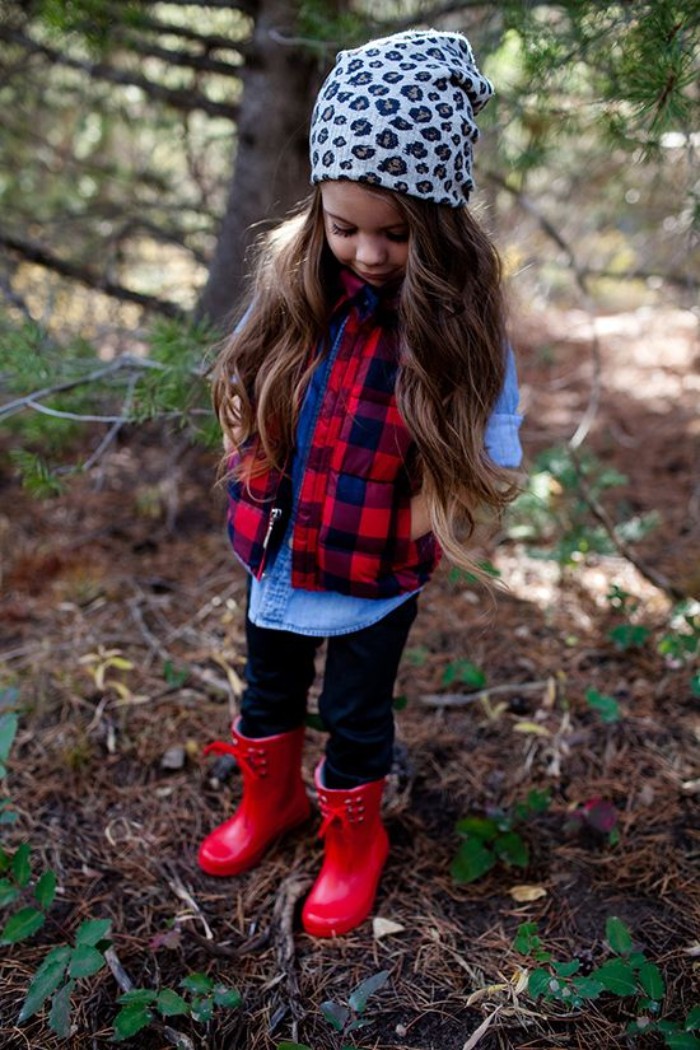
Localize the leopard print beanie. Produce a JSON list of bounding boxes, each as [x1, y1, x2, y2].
[[309, 30, 494, 207]]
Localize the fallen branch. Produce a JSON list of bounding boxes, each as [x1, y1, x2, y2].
[[421, 680, 550, 708], [269, 875, 312, 1033]]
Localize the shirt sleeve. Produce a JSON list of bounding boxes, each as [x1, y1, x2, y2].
[[484, 345, 523, 469]]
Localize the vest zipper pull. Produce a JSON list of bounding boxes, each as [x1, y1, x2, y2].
[[257, 506, 283, 579]]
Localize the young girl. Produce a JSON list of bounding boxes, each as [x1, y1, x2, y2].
[[199, 29, 523, 938]]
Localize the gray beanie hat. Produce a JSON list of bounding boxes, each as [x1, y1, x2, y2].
[[309, 29, 494, 208]]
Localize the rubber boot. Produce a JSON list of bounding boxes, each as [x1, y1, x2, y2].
[[301, 761, 389, 937], [198, 720, 309, 877]]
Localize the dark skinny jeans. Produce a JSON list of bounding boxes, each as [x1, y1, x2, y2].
[[239, 595, 418, 788]]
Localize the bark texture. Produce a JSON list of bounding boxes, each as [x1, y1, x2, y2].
[[196, 0, 318, 327]]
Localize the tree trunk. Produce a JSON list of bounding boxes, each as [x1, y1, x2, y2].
[[196, 0, 318, 327]]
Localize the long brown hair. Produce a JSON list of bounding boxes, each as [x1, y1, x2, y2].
[[212, 184, 519, 570]]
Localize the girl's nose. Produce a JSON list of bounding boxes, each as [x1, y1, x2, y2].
[[355, 236, 385, 266]]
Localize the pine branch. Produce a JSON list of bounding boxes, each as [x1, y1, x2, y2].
[[120, 12, 251, 52], [0, 26, 239, 121], [0, 357, 165, 421], [0, 228, 185, 318], [109, 33, 245, 78]]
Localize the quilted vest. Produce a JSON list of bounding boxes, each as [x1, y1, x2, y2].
[[226, 273, 440, 598]]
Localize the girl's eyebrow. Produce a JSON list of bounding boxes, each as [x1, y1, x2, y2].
[[324, 209, 408, 231]]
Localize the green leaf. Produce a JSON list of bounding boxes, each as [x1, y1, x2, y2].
[[585, 688, 621, 724], [513, 922, 539, 955], [75, 918, 112, 946], [276, 1044, 312, 1050], [156, 988, 189, 1017], [69, 945, 106, 979], [494, 831, 529, 868], [592, 959, 638, 996], [691, 673, 700, 698], [638, 961, 665, 1000], [1, 905, 45, 944], [665, 1035, 700, 1050], [442, 659, 486, 689], [18, 945, 71, 1021], [190, 995, 214, 1023], [606, 916, 634, 956], [454, 816, 499, 841], [35, 869, 57, 910], [450, 839, 496, 883], [608, 624, 651, 651], [0, 878, 20, 908], [48, 980, 74, 1038], [348, 970, 390, 1013], [553, 960, 581, 978], [685, 1007, 700, 1031], [572, 975, 605, 999], [0, 713, 18, 768], [117, 989, 158, 1006], [12, 844, 31, 887], [528, 968, 553, 997], [180, 972, 213, 994], [112, 1004, 153, 1041], [320, 1000, 350, 1032], [213, 985, 243, 1009]]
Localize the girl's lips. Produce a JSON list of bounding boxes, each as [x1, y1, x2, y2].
[[355, 269, 396, 284]]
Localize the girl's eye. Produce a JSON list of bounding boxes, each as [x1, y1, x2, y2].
[[331, 224, 354, 237], [387, 231, 409, 243]]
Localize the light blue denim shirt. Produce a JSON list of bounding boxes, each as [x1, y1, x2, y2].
[[248, 285, 523, 636]]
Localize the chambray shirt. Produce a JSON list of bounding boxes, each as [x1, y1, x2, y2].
[[248, 282, 523, 636]]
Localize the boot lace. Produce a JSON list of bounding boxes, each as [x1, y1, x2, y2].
[[202, 739, 269, 779], [317, 790, 366, 838]]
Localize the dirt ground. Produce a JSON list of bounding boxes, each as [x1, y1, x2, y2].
[[0, 303, 698, 1049]]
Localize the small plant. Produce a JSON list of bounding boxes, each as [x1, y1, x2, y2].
[[113, 973, 242, 1041], [315, 970, 390, 1047], [584, 687, 621, 724], [658, 601, 700, 699], [515, 916, 700, 1047], [506, 445, 658, 566], [163, 660, 189, 689], [442, 658, 486, 690], [0, 708, 19, 825], [608, 623, 651, 651], [451, 788, 551, 883], [19, 919, 112, 1037]]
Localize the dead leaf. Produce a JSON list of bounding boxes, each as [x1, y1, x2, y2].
[[372, 917, 405, 940], [509, 884, 548, 903], [513, 720, 551, 737]]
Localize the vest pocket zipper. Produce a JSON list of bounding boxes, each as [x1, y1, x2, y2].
[[257, 506, 283, 579]]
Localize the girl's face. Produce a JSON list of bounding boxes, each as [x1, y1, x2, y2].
[[320, 181, 409, 287]]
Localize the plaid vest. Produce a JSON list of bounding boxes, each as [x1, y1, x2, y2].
[[226, 273, 440, 598]]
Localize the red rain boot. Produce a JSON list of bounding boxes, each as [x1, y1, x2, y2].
[[198, 720, 309, 877], [302, 762, 389, 938]]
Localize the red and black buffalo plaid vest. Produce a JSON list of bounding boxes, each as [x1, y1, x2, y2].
[[226, 271, 440, 599]]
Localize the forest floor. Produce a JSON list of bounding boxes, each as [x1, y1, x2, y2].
[[0, 302, 698, 1049]]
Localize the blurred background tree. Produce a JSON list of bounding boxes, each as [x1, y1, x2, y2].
[[0, 0, 698, 488]]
